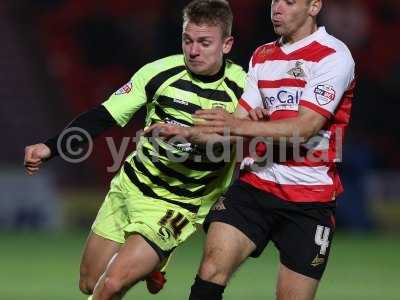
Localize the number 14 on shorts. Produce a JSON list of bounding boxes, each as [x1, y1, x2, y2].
[[158, 209, 189, 239]]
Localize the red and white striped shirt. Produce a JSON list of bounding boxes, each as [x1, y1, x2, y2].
[[239, 27, 355, 203]]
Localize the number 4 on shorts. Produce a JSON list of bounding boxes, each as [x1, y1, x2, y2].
[[314, 225, 330, 255]]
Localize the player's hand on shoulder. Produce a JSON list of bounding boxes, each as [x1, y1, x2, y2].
[[24, 143, 51, 175], [248, 107, 268, 121]]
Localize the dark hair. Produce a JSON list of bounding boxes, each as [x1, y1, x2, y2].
[[183, 0, 233, 37]]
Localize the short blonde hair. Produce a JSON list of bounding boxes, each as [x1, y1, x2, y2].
[[183, 0, 233, 37]]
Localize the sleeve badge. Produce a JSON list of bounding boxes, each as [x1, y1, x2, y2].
[[115, 81, 132, 95], [314, 84, 336, 106]]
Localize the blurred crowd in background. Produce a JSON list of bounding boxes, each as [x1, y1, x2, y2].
[[1, 0, 399, 232]]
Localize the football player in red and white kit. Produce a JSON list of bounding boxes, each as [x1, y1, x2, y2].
[[147, 0, 355, 299], [183, 0, 356, 299]]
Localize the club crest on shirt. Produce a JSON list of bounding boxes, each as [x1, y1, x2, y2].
[[314, 84, 336, 106], [115, 81, 132, 95], [287, 61, 306, 78]]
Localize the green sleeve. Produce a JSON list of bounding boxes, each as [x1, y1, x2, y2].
[[102, 66, 147, 127], [233, 64, 247, 90]]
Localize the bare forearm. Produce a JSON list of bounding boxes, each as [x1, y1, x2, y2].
[[189, 130, 242, 145], [193, 106, 327, 142], [234, 118, 316, 140]]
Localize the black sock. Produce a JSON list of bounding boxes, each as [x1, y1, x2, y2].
[[189, 275, 226, 300]]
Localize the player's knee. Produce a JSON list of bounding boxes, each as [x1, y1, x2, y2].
[[79, 278, 93, 295], [198, 251, 230, 284], [79, 273, 99, 295], [198, 258, 218, 280], [79, 267, 97, 294], [102, 276, 124, 296]]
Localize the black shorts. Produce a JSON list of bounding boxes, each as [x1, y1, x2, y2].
[[204, 180, 336, 280]]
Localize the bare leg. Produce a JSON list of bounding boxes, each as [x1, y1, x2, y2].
[[198, 222, 256, 285], [276, 263, 319, 300], [92, 234, 160, 300], [79, 232, 121, 295]]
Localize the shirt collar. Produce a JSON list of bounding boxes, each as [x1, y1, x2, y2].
[[186, 59, 226, 83], [279, 26, 327, 54]]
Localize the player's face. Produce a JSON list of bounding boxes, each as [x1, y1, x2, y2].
[[182, 21, 233, 76], [270, 0, 319, 40]]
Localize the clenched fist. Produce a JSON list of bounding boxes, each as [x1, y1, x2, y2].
[[24, 143, 51, 175]]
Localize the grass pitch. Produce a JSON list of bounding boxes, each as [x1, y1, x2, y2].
[[0, 231, 398, 300]]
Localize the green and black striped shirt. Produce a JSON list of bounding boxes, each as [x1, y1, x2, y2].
[[103, 54, 246, 213]]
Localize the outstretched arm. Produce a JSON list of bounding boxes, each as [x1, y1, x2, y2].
[[25, 62, 158, 175], [24, 105, 117, 175], [43, 105, 117, 159]]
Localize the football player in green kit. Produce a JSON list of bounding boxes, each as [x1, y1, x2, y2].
[[24, 1, 246, 299]]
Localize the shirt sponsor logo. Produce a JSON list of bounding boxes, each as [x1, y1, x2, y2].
[[165, 118, 189, 127], [114, 81, 132, 95], [314, 84, 336, 106], [173, 98, 188, 106], [264, 90, 302, 107], [173, 142, 194, 153]]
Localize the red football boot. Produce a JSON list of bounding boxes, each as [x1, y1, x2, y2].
[[145, 271, 167, 294]]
